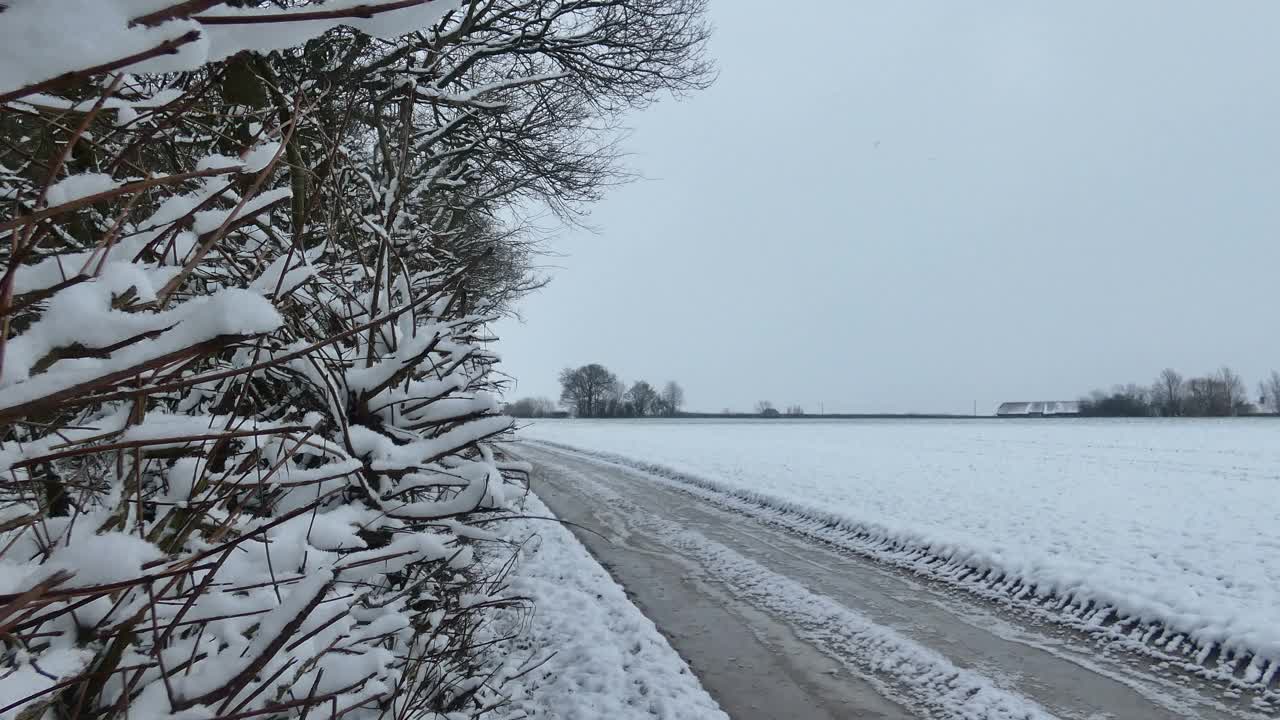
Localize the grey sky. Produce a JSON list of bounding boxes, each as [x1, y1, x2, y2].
[[496, 0, 1280, 415]]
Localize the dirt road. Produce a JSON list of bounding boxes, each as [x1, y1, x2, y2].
[[516, 442, 1265, 720]]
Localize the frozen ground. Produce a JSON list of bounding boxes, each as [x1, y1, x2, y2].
[[519, 418, 1280, 689], [487, 493, 726, 720], [518, 442, 1270, 719]]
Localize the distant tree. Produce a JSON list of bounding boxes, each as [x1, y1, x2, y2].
[[559, 364, 618, 418], [660, 381, 685, 417], [1125, 384, 1152, 413], [1184, 376, 1215, 416], [754, 400, 782, 417], [1217, 366, 1250, 416], [1151, 368, 1184, 417], [505, 396, 556, 418], [1079, 387, 1153, 417], [785, 405, 805, 416], [1265, 371, 1280, 414], [1081, 366, 1260, 418], [1182, 368, 1251, 416], [600, 378, 628, 417], [626, 381, 661, 417]]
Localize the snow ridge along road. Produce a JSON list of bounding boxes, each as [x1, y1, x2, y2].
[[516, 441, 1272, 719]]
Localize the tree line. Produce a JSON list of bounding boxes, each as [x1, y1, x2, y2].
[[1079, 366, 1280, 417], [506, 363, 685, 417], [753, 400, 807, 416]]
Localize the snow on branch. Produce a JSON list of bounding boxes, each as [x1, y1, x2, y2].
[[0, 0, 711, 717]]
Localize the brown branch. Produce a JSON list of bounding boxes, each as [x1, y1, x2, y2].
[[7, 425, 309, 471], [0, 562, 214, 608], [0, 167, 242, 235], [0, 334, 250, 425], [171, 573, 337, 710], [0, 32, 202, 105], [131, 0, 226, 27], [66, 278, 460, 408], [194, 0, 439, 25]]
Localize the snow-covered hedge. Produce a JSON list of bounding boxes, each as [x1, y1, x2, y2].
[[0, 1, 709, 718]]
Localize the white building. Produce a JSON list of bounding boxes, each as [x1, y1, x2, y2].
[[996, 401, 1081, 417]]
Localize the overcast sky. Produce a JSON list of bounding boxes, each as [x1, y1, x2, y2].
[[495, 0, 1280, 415]]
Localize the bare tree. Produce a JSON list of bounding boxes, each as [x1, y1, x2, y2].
[[1151, 368, 1185, 417], [786, 405, 805, 415], [1184, 377, 1213, 416], [661, 380, 686, 416], [1216, 366, 1249, 415], [1265, 371, 1280, 414], [627, 380, 661, 416], [506, 396, 557, 417], [603, 378, 628, 416], [1182, 368, 1250, 416], [1121, 383, 1152, 405], [755, 400, 775, 415], [1079, 386, 1153, 416], [559, 364, 619, 417]]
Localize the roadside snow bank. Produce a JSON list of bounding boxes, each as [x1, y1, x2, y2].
[[488, 494, 727, 720], [521, 419, 1280, 689]]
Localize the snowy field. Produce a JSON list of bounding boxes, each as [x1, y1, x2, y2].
[[520, 418, 1280, 682]]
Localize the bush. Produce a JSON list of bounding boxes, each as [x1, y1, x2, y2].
[[0, 1, 709, 718]]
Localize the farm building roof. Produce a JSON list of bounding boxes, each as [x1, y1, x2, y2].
[[996, 401, 1081, 416]]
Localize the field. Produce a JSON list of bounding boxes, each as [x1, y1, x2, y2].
[[521, 418, 1280, 681]]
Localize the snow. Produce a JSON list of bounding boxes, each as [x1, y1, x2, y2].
[[195, 153, 243, 172], [521, 418, 1280, 676], [198, 1, 457, 64], [45, 172, 121, 206], [526, 459, 1060, 720], [192, 186, 291, 234], [488, 494, 727, 720], [249, 252, 316, 297], [0, 2, 206, 97], [174, 570, 334, 704], [0, 648, 93, 720], [0, 0, 459, 98], [0, 287, 283, 410], [348, 415, 513, 472], [241, 141, 282, 173], [26, 531, 164, 589]]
